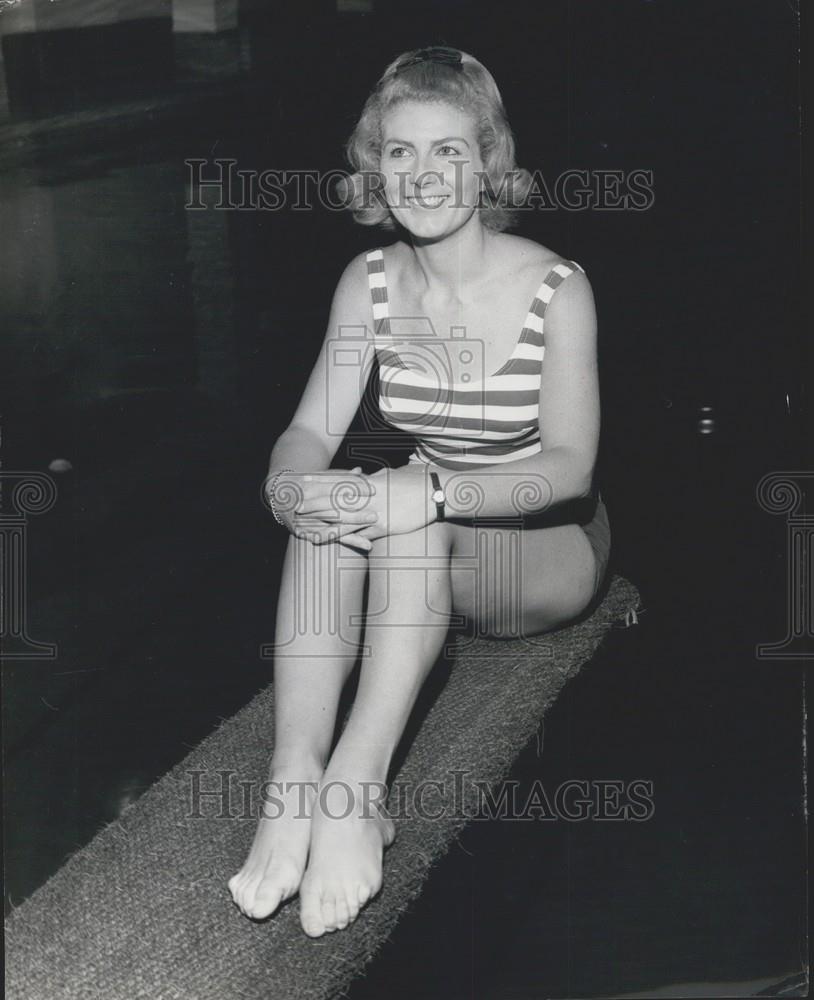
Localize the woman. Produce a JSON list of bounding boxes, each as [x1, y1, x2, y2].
[[229, 46, 611, 938]]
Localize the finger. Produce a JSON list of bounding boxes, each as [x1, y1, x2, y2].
[[353, 524, 382, 540], [294, 497, 330, 515], [337, 534, 372, 553], [336, 522, 383, 542], [305, 522, 378, 544], [296, 492, 376, 515], [302, 509, 379, 525], [295, 515, 376, 534], [314, 525, 371, 551]]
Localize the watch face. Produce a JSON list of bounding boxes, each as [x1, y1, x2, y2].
[[432, 489, 445, 503]]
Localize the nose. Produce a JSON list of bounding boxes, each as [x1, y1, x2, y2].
[[411, 161, 443, 193]]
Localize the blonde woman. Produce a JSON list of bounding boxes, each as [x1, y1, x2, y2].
[[229, 46, 611, 938]]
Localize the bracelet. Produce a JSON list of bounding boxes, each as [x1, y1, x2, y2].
[[265, 467, 295, 526]]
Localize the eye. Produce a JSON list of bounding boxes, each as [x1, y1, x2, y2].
[[387, 145, 410, 158], [438, 145, 462, 157]]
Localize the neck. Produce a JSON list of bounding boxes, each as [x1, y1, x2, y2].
[[407, 217, 495, 299]]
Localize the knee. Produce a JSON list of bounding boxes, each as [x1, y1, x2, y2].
[[367, 521, 454, 616], [369, 519, 454, 557], [422, 519, 455, 552], [286, 530, 368, 565]]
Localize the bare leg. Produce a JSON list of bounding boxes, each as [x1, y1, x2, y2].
[[299, 520, 454, 936], [229, 533, 369, 919]]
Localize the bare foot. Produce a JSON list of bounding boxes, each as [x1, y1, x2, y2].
[[299, 775, 396, 937], [228, 761, 322, 920]]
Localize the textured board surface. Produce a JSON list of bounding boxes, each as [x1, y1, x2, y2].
[[5, 574, 641, 1000]]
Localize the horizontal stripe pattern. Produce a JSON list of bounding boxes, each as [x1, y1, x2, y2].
[[365, 247, 585, 470]]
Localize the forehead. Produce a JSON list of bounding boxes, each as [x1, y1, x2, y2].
[[381, 100, 477, 141]]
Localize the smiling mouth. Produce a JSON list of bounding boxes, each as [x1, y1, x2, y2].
[[405, 194, 449, 208]]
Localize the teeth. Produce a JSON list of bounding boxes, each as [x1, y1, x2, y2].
[[407, 195, 447, 206]]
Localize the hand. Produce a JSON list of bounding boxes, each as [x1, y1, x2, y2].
[[327, 463, 433, 543], [269, 467, 379, 553]]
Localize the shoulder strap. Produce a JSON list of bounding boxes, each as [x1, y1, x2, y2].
[[536, 258, 585, 301], [365, 249, 391, 337], [524, 259, 586, 336]]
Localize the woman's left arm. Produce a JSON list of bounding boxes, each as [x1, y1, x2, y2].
[[394, 269, 599, 524]]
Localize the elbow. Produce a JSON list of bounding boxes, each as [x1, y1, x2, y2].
[[575, 476, 594, 501], [552, 446, 594, 501], [574, 463, 596, 501]]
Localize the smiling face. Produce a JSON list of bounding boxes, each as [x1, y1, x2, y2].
[[379, 100, 485, 241]]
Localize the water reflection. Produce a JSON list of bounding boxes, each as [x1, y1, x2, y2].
[[0, 0, 243, 120]]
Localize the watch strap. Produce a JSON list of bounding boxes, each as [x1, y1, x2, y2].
[[429, 470, 446, 522]]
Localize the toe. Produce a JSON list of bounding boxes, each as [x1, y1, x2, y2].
[[321, 894, 338, 932], [334, 894, 350, 929], [300, 885, 326, 938], [229, 875, 250, 914], [228, 870, 248, 901], [250, 880, 284, 920]]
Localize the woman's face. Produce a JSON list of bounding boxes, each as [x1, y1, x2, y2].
[[379, 100, 484, 240]]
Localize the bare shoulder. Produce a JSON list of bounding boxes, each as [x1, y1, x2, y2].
[[519, 236, 593, 303], [486, 234, 556, 292], [492, 233, 584, 280], [329, 249, 376, 328], [538, 247, 597, 346], [336, 248, 374, 293]]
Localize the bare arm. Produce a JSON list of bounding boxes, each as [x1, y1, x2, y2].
[[263, 253, 380, 551], [267, 251, 375, 477], [268, 425, 332, 477]]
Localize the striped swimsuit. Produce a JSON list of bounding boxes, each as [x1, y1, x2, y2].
[[364, 246, 612, 599], [366, 247, 585, 470]]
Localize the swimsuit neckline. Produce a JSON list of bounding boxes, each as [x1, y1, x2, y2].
[[373, 249, 553, 387]]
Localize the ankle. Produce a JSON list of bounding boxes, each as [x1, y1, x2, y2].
[[322, 750, 391, 789], [269, 748, 327, 779], [316, 773, 390, 821]]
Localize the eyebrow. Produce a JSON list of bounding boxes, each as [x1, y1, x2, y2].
[[382, 136, 471, 148]]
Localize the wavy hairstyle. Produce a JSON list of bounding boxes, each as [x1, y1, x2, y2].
[[339, 48, 531, 232]]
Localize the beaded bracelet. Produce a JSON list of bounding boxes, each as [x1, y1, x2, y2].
[[265, 467, 295, 526]]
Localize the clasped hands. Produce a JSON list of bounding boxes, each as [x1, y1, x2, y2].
[[270, 464, 434, 553]]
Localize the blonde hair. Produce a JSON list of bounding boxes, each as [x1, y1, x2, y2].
[[339, 48, 532, 232]]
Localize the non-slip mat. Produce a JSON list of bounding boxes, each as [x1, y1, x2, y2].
[[5, 573, 641, 1000]]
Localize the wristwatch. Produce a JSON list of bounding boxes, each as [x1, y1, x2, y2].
[[429, 471, 446, 522]]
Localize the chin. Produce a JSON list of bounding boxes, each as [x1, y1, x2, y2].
[[392, 209, 475, 241]]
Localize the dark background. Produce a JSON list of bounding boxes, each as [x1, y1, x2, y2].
[[0, 1, 808, 996]]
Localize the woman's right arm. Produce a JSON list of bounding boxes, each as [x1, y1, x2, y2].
[[265, 253, 379, 551], [267, 424, 331, 479], [267, 251, 374, 476]]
